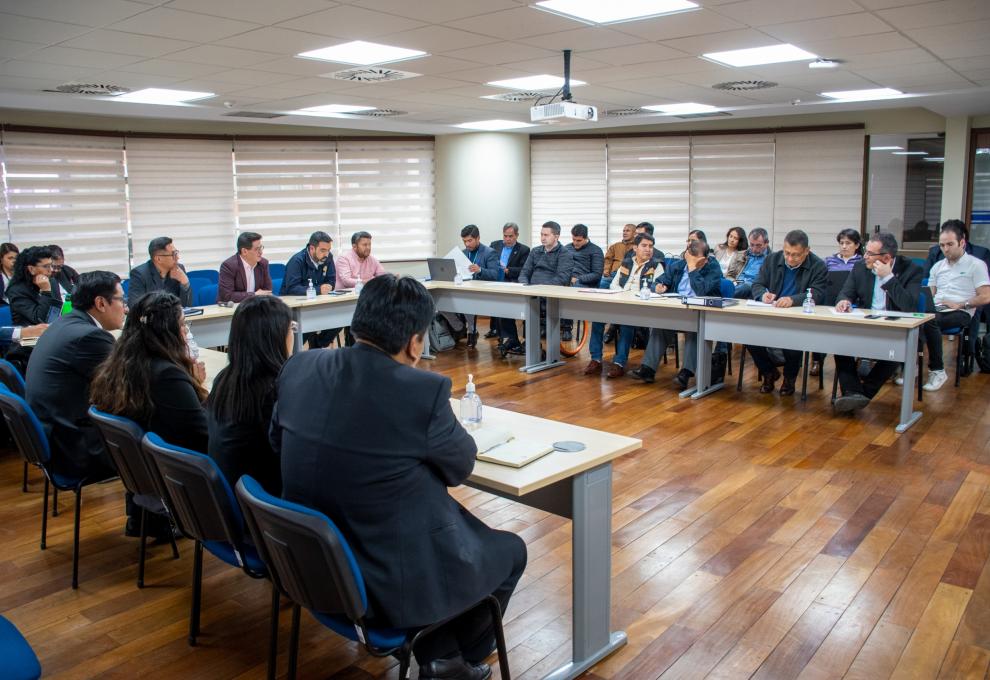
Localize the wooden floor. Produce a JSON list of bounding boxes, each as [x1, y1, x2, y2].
[[3, 330, 990, 679]]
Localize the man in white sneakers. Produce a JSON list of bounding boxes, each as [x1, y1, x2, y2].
[[919, 220, 990, 391]]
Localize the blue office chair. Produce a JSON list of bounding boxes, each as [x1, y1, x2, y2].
[[187, 277, 211, 304], [198, 284, 219, 307], [0, 305, 12, 327], [142, 433, 278, 671], [121, 279, 129, 296], [88, 408, 180, 588], [271, 278, 283, 296], [0, 385, 117, 589], [0, 359, 31, 493], [187, 269, 219, 284], [268, 263, 286, 279], [235, 475, 511, 680], [0, 615, 41, 680]]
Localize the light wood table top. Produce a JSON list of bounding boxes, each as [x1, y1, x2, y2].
[[199, 347, 229, 393]]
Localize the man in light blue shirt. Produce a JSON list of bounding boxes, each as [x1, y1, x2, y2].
[[733, 227, 770, 299]]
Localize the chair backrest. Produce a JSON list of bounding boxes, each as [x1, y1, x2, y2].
[[187, 269, 219, 284], [88, 407, 160, 498], [0, 305, 12, 327], [271, 278, 283, 296], [198, 284, 219, 307], [235, 475, 368, 623], [719, 278, 734, 298], [0, 359, 26, 397], [142, 432, 249, 552], [269, 263, 286, 279], [0, 615, 42, 680], [187, 277, 211, 299], [121, 279, 129, 295], [0, 386, 50, 467]]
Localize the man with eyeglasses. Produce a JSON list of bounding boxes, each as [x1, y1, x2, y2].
[[128, 237, 193, 307], [218, 231, 273, 303], [832, 232, 924, 413]]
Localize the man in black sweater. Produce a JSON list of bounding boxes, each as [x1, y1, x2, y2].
[[561, 223, 604, 341]]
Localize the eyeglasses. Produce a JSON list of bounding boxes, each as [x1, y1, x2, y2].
[[104, 295, 126, 304], [155, 250, 180, 258], [252, 245, 265, 253], [864, 250, 885, 258], [35, 263, 53, 271]]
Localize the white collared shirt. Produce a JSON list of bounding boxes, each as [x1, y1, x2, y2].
[[239, 256, 256, 293], [931, 253, 990, 317]]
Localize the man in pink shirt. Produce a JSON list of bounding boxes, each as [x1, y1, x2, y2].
[[336, 231, 386, 289]]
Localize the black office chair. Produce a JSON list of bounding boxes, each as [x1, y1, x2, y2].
[[142, 433, 278, 676], [0, 359, 31, 493], [235, 475, 511, 680], [88, 407, 180, 588], [0, 385, 116, 589]]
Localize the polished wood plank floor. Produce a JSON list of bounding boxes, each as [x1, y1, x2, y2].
[[2, 329, 990, 679]]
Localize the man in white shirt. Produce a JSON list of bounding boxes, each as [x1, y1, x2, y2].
[[920, 221, 990, 391], [584, 233, 661, 378]]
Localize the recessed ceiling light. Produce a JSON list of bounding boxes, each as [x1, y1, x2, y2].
[[111, 88, 214, 105], [643, 102, 719, 115], [870, 146, 903, 151], [297, 40, 427, 66], [703, 43, 816, 67], [487, 75, 586, 90], [892, 151, 928, 156], [820, 88, 904, 102], [532, 0, 699, 25], [292, 104, 376, 116], [808, 58, 841, 69], [455, 119, 536, 131]]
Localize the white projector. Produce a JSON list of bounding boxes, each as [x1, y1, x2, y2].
[[530, 101, 598, 123]]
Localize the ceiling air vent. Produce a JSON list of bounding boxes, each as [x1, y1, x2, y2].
[[323, 67, 420, 83], [221, 111, 286, 119], [342, 108, 407, 118], [45, 82, 130, 95], [482, 91, 553, 103], [604, 107, 652, 117], [712, 80, 777, 91]]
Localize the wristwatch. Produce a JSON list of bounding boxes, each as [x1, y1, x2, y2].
[[964, 301, 972, 310]]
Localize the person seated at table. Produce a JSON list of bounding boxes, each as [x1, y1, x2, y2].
[[217, 232, 272, 303], [824, 228, 864, 272], [488, 222, 530, 343], [0, 242, 18, 304], [630, 239, 723, 387], [714, 227, 748, 280], [584, 233, 661, 379], [603, 224, 636, 281], [6, 246, 61, 326], [0, 323, 46, 352], [923, 219, 990, 275], [459, 224, 499, 348], [47, 245, 79, 304], [608, 222, 654, 344], [746, 229, 827, 396], [280, 231, 337, 349], [336, 230, 386, 289], [273, 274, 527, 680], [732, 228, 771, 299], [514, 221, 574, 351], [128, 236, 193, 307], [833, 232, 923, 413], [562, 224, 604, 341], [207, 296, 293, 494], [917, 220, 990, 391], [681, 229, 710, 258]]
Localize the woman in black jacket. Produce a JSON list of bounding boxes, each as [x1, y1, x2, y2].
[[6, 246, 60, 325]]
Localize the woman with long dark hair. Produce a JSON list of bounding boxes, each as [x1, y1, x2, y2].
[[207, 295, 294, 493], [714, 227, 749, 280], [1, 242, 19, 304], [90, 291, 208, 452], [6, 246, 60, 325]]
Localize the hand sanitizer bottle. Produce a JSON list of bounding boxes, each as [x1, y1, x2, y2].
[[354, 275, 364, 295], [454, 271, 464, 286], [306, 278, 316, 300], [802, 288, 815, 314], [185, 322, 200, 360], [638, 275, 651, 300], [460, 373, 482, 428]]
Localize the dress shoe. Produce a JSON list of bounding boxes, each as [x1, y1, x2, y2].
[[607, 363, 625, 379], [583, 359, 602, 375], [673, 368, 694, 389], [833, 393, 870, 413], [419, 656, 492, 680], [629, 365, 656, 384], [483, 329, 498, 339], [561, 329, 573, 342], [759, 368, 780, 394], [779, 375, 797, 396], [809, 360, 821, 377], [466, 332, 478, 348], [710, 352, 727, 385]]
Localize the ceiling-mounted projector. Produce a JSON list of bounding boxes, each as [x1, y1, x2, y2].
[[530, 49, 597, 124]]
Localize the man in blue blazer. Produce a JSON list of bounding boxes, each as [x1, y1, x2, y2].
[[460, 224, 499, 347], [280, 231, 337, 348], [486, 223, 530, 342], [274, 275, 526, 680]]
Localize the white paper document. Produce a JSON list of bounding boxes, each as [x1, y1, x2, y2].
[[829, 308, 865, 317], [442, 247, 474, 278], [745, 300, 775, 308]]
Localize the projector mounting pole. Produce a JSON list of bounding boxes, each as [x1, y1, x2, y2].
[[562, 49, 572, 102]]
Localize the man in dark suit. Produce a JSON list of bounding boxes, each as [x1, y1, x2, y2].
[[127, 236, 193, 307], [217, 231, 273, 303], [486, 222, 530, 342], [47, 244, 80, 304], [833, 232, 923, 413], [280, 230, 337, 348], [26, 271, 126, 480], [274, 274, 526, 680]]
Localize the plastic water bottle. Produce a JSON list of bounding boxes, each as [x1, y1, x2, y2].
[[454, 271, 464, 286], [185, 322, 200, 360], [460, 373, 482, 428], [306, 278, 316, 300], [354, 275, 364, 295], [60, 294, 72, 316], [802, 288, 815, 314]]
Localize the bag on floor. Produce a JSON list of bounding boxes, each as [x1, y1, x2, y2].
[[428, 315, 458, 352]]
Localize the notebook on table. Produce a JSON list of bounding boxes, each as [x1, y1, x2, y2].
[[470, 426, 554, 468]]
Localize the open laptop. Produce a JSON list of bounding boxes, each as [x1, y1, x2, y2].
[[46, 305, 62, 324], [427, 258, 458, 282]]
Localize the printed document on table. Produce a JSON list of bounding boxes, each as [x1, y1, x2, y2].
[[745, 300, 775, 308], [829, 308, 865, 317], [443, 247, 474, 278]]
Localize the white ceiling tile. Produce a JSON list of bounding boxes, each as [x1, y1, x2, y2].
[[446, 7, 588, 40], [161, 78, 250, 94], [572, 86, 658, 106], [431, 65, 525, 84], [226, 83, 333, 100], [340, 75, 472, 93], [202, 69, 300, 86], [17, 46, 141, 69], [0, 0, 148, 27], [716, 0, 863, 26], [0, 39, 46, 61], [109, 7, 260, 42], [247, 56, 343, 77], [515, 27, 644, 52], [381, 25, 500, 53], [662, 29, 792, 55], [0, 74, 66, 91], [497, 54, 611, 76], [167, 45, 280, 68], [276, 5, 425, 39], [0, 60, 101, 81], [90, 69, 187, 87], [61, 30, 196, 57], [348, 0, 518, 23], [609, 9, 747, 42], [0, 13, 92, 43], [855, 0, 930, 8], [802, 32, 918, 57], [877, 0, 990, 30], [946, 56, 990, 72], [906, 18, 990, 44], [923, 39, 990, 60], [724, 86, 815, 102], [118, 58, 230, 78], [397, 55, 483, 75], [762, 13, 895, 43], [842, 48, 936, 69], [579, 62, 696, 83], [878, 73, 976, 89], [440, 42, 558, 66], [856, 60, 961, 80], [165, 0, 337, 25], [216, 27, 343, 55], [580, 43, 687, 66], [277, 76, 377, 92]]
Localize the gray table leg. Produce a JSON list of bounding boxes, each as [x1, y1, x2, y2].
[[292, 309, 303, 353], [542, 463, 627, 680], [690, 311, 724, 400], [522, 295, 566, 374], [421, 329, 436, 361], [896, 326, 922, 433]]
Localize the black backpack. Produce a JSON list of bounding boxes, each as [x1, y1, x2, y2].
[[977, 333, 990, 373]]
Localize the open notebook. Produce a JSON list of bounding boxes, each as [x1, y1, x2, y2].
[[470, 426, 554, 468]]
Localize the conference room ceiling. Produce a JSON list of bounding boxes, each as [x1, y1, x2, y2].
[[0, 0, 988, 134]]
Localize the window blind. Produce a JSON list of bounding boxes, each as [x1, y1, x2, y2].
[[531, 138, 607, 246], [126, 137, 236, 273], [336, 140, 435, 262], [773, 130, 865, 253], [690, 134, 775, 247], [2, 131, 129, 274], [233, 139, 337, 266], [606, 137, 690, 257]]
